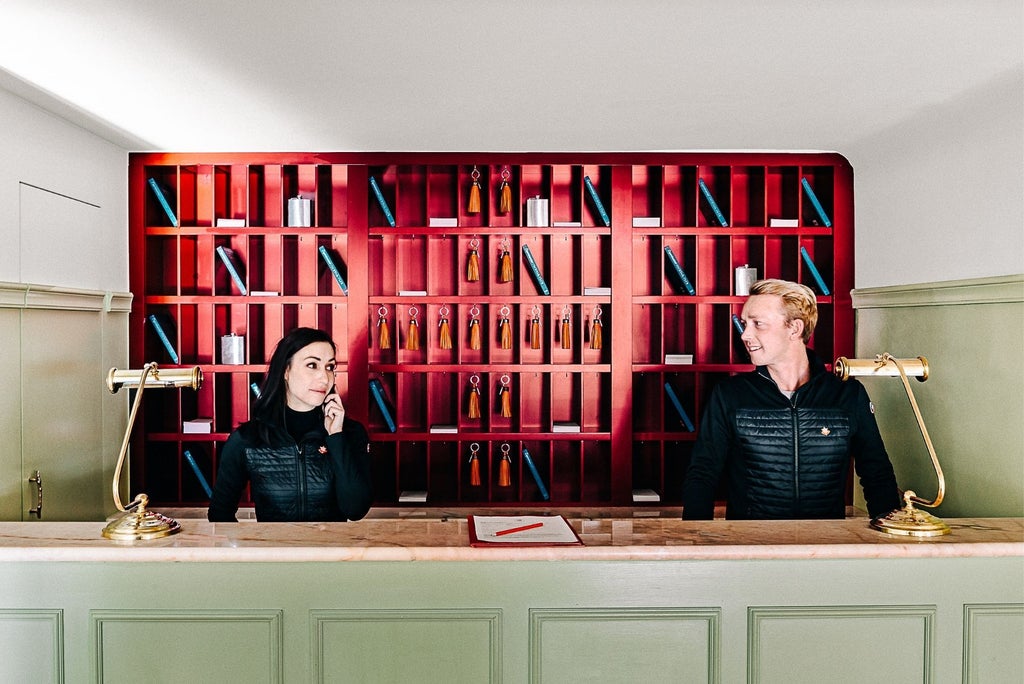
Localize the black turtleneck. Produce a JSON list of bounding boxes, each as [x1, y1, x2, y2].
[[284, 405, 321, 443]]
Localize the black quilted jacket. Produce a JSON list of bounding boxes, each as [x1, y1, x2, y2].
[[208, 416, 372, 522], [682, 350, 901, 520]]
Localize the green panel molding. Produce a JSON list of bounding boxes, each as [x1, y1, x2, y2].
[[963, 603, 1024, 683], [0, 609, 63, 684], [531, 607, 720, 683], [748, 605, 934, 683], [311, 609, 501, 683], [91, 610, 283, 683], [852, 274, 1024, 517]]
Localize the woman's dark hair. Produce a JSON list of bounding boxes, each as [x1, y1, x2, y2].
[[249, 327, 336, 442]]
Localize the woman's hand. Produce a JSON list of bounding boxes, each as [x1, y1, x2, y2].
[[322, 388, 346, 435]]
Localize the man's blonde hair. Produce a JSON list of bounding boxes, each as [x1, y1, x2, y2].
[[749, 279, 818, 343]]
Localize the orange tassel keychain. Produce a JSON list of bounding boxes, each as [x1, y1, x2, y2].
[[438, 305, 452, 350], [405, 306, 419, 351], [560, 304, 572, 350], [497, 443, 512, 487], [499, 237, 514, 283], [466, 238, 480, 282], [468, 305, 482, 350], [498, 166, 512, 214], [467, 374, 481, 419], [467, 165, 482, 214], [498, 374, 512, 418], [499, 305, 512, 350], [377, 306, 391, 350], [590, 305, 603, 350], [468, 442, 482, 486], [530, 304, 542, 350]]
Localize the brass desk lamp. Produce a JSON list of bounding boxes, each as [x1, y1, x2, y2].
[[834, 353, 950, 537], [103, 362, 203, 541]]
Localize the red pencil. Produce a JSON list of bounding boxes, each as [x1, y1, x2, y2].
[[494, 521, 544, 536]]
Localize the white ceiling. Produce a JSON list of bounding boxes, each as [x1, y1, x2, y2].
[[0, 0, 1020, 153]]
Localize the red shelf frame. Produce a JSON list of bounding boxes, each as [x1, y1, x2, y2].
[[128, 152, 854, 509]]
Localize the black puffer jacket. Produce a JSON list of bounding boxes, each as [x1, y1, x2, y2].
[[208, 412, 372, 522], [682, 350, 900, 520]]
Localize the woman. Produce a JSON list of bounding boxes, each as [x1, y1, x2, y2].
[[208, 327, 373, 522]]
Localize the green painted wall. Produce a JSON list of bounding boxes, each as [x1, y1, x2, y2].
[[852, 275, 1024, 517], [0, 283, 131, 521]]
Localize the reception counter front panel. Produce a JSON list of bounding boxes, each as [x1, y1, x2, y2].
[[1, 515, 1021, 682]]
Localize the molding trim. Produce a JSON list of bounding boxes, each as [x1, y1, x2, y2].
[[0, 66, 146, 150], [91, 609, 283, 682], [963, 603, 1024, 684], [531, 607, 721, 683], [852, 274, 1023, 309], [747, 605, 935, 683], [0, 281, 132, 313], [0, 609, 64, 683], [311, 608, 501, 682]]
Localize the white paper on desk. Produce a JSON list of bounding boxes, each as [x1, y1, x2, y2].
[[470, 515, 579, 544]]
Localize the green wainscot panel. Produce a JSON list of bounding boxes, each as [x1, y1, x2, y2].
[[91, 610, 283, 683], [0, 609, 63, 684], [964, 603, 1024, 684], [531, 608, 720, 683], [748, 605, 934, 683], [311, 609, 501, 683]]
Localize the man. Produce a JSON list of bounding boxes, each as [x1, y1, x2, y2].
[[682, 279, 901, 520]]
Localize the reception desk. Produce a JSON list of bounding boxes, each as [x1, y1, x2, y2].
[[2, 512, 1022, 682]]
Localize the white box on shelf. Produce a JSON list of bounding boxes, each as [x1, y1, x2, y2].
[[183, 418, 213, 434], [632, 488, 661, 502], [429, 424, 458, 434], [632, 216, 662, 227]]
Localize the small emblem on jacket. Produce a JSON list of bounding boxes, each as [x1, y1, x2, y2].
[[820, 427, 831, 436], [869, 401, 876, 414], [318, 445, 327, 454]]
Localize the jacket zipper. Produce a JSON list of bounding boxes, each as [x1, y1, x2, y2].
[[790, 400, 799, 513], [758, 368, 802, 515], [297, 443, 308, 519]]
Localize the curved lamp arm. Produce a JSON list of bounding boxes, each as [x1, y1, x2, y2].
[[834, 353, 949, 537], [104, 362, 202, 539], [109, 363, 153, 511], [884, 354, 944, 509]]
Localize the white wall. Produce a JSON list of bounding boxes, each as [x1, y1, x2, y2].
[[2, 2, 1021, 293], [0, 86, 127, 291], [0, 86, 130, 521], [847, 69, 1023, 289]]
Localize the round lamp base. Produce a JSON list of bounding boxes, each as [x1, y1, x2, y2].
[[102, 508, 182, 541], [870, 504, 950, 538]]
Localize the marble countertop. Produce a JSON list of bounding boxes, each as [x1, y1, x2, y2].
[[1, 511, 1021, 562]]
